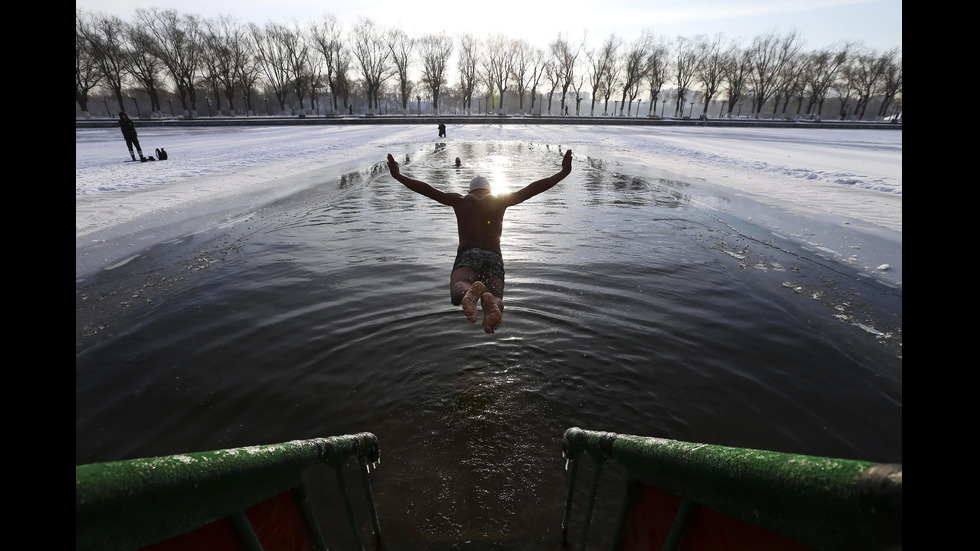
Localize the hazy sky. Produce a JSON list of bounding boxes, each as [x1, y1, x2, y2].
[[76, 0, 902, 53]]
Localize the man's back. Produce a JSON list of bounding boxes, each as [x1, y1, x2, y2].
[[385, 150, 572, 254], [451, 192, 509, 253]]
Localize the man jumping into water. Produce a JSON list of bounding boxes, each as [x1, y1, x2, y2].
[[386, 149, 573, 333]]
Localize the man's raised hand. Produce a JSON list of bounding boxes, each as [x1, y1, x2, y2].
[[386, 154, 400, 177]]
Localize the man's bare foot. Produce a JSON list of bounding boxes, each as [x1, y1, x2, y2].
[[461, 281, 485, 323], [481, 292, 502, 334]]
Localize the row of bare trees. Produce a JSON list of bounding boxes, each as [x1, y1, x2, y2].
[[76, 8, 901, 121]]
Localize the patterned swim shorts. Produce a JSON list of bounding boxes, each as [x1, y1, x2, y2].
[[452, 246, 505, 280]]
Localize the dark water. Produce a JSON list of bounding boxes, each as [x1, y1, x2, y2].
[[75, 140, 901, 549]]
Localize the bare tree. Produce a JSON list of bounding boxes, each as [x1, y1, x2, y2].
[[586, 34, 619, 116], [851, 46, 892, 120], [457, 34, 479, 113], [478, 46, 496, 111], [573, 73, 586, 115], [349, 17, 393, 112], [720, 40, 751, 117], [789, 58, 816, 118], [136, 8, 206, 117], [75, 9, 104, 116], [618, 31, 651, 116], [510, 39, 539, 112], [551, 32, 583, 115], [527, 48, 546, 114], [802, 43, 850, 119], [770, 48, 808, 119], [601, 47, 621, 115], [332, 46, 354, 114], [833, 56, 863, 119], [645, 38, 669, 116], [77, 8, 904, 121], [77, 10, 130, 113], [199, 19, 224, 113], [785, 53, 813, 117], [235, 29, 263, 115], [876, 48, 901, 119], [486, 33, 516, 112], [283, 21, 314, 112], [124, 22, 168, 116], [251, 22, 294, 112], [693, 34, 725, 118], [672, 36, 699, 117], [746, 29, 804, 117], [306, 41, 328, 115], [200, 15, 248, 115], [543, 58, 561, 114], [418, 32, 453, 114], [386, 27, 415, 110], [309, 14, 347, 114]]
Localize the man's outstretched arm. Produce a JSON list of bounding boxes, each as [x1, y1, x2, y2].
[[387, 153, 458, 206], [508, 149, 572, 205]]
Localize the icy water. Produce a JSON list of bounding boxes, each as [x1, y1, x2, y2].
[[75, 140, 901, 549]]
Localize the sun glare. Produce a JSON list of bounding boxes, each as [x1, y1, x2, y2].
[[488, 154, 512, 195]]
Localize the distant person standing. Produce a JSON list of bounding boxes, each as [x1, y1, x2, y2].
[[118, 112, 145, 162], [438, 122, 447, 138]]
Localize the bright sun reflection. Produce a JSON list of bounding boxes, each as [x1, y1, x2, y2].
[[487, 154, 512, 195]]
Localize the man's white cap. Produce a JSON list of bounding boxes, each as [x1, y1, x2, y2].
[[469, 175, 491, 191]]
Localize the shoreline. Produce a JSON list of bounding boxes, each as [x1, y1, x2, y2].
[[76, 113, 902, 130]]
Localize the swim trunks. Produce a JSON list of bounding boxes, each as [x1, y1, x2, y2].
[[452, 246, 505, 280]]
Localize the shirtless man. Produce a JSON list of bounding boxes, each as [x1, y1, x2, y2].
[[386, 149, 573, 333]]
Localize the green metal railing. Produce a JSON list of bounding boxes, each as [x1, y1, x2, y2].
[[75, 433, 382, 551], [560, 427, 902, 551]]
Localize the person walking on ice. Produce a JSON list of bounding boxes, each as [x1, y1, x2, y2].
[[386, 149, 573, 333], [118, 112, 145, 161]]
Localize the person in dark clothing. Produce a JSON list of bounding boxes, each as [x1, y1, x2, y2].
[[438, 123, 446, 138], [119, 112, 145, 161]]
